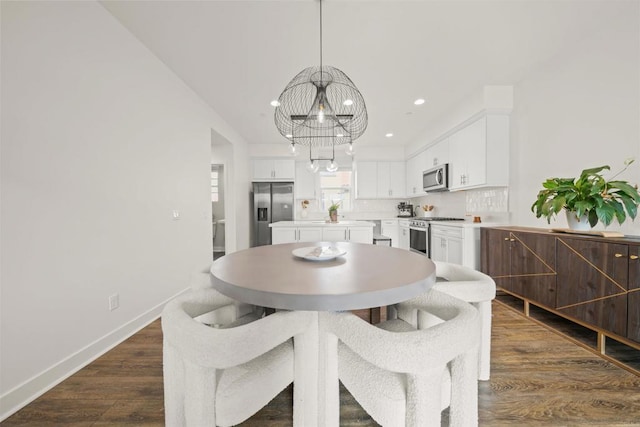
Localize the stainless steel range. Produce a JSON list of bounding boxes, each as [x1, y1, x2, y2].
[[409, 217, 465, 256]]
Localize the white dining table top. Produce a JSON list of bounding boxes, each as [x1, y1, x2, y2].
[[210, 242, 436, 311]]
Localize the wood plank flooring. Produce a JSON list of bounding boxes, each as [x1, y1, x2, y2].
[[2, 301, 639, 426]]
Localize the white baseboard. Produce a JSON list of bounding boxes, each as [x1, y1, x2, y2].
[[0, 288, 190, 421]]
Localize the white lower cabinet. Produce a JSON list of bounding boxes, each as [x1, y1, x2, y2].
[[348, 227, 374, 244], [399, 221, 410, 250], [381, 220, 400, 248], [322, 227, 348, 242], [429, 224, 480, 269], [322, 227, 373, 243], [272, 227, 322, 244]]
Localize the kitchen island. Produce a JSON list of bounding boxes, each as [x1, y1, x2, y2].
[[270, 220, 375, 244]]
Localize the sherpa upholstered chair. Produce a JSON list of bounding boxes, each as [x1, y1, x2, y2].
[[432, 261, 496, 380], [322, 289, 480, 427], [189, 266, 262, 326], [162, 288, 314, 427]]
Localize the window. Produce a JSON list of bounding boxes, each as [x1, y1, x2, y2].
[[211, 166, 219, 202], [319, 169, 352, 211]]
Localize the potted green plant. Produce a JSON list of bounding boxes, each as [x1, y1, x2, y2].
[[328, 201, 341, 223], [531, 159, 640, 229]]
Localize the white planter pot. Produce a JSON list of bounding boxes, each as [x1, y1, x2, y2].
[[565, 211, 591, 230]]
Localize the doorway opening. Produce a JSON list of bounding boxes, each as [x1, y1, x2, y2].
[[211, 164, 225, 260]]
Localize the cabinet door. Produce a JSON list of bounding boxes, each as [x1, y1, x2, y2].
[[253, 159, 274, 180], [405, 151, 427, 197], [273, 159, 295, 180], [399, 226, 410, 250], [431, 139, 450, 167], [376, 162, 405, 198], [388, 162, 406, 198], [481, 228, 511, 277], [556, 238, 628, 336], [377, 163, 390, 197], [448, 117, 487, 190], [295, 162, 316, 199], [272, 228, 297, 244], [298, 227, 323, 243], [628, 244, 640, 342], [323, 227, 347, 242], [447, 236, 463, 265], [462, 118, 487, 188], [355, 162, 378, 199], [481, 228, 556, 305], [381, 220, 399, 248], [348, 227, 373, 244], [509, 231, 557, 308], [430, 233, 446, 262]]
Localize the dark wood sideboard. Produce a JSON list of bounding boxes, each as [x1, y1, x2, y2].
[[481, 226, 640, 374]]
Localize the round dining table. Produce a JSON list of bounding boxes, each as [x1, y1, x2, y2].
[[210, 241, 436, 427]]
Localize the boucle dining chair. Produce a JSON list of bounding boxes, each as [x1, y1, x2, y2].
[[189, 266, 262, 327], [432, 261, 496, 380], [162, 288, 314, 427], [322, 289, 480, 427]]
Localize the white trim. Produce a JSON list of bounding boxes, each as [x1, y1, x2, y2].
[[0, 288, 191, 422]]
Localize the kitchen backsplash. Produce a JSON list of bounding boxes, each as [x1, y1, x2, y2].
[[295, 187, 510, 222]]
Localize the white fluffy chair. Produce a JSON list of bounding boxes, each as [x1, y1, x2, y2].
[[162, 288, 313, 427], [432, 261, 496, 380], [322, 289, 480, 427], [189, 266, 261, 326]]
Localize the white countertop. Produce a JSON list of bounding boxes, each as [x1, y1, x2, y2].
[[270, 220, 376, 228], [428, 220, 506, 229]]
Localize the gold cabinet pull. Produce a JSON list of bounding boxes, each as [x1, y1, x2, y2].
[[614, 253, 624, 258], [504, 237, 509, 241], [510, 239, 515, 242], [631, 255, 639, 260]]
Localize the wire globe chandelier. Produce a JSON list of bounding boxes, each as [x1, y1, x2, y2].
[[274, 0, 367, 172]]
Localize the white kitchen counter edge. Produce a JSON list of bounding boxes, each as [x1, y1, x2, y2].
[[428, 221, 507, 228], [270, 221, 376, 228]]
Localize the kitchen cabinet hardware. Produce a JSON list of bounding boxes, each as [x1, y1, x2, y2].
[[615, 253, 624, 258], [631, 255, 639, 260]]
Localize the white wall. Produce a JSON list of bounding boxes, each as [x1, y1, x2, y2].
[[0, 1, 249, 418], [510, 7, 640, 235]]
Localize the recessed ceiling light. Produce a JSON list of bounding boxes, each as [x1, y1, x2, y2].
[[270, 100, 280, 107], [285, 134, 293, 138], [337, 133, 344, 137], [414, 98, 425, 105], [343, 99, 353, 106], [385, 133, 394, 138]]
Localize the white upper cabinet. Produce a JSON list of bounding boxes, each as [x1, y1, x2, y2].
[[354, 161, 378, 199], [377, 161, 406, 199], [355, 161, 405, 199], [252, 158, 295, 181], [448, 115, 509, 191], [405, 150, 428, 198], [424, 139, 450, 168], [295, 161, 316, 199]]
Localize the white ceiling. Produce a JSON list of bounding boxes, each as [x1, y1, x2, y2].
[[101, 0, 627, 148]]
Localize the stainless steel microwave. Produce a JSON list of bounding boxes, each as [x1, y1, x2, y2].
[[423, 164, 449, 192]]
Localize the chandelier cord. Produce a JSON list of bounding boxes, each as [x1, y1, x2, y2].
[[319, 0, 323, 81]]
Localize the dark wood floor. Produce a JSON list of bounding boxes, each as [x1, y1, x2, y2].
[[3, 300, 640, 426]]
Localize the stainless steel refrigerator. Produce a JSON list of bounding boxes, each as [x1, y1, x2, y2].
[[252, 182, 294, 246]]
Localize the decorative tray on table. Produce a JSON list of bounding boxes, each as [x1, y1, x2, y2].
[[292, 246, 346, 261]]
